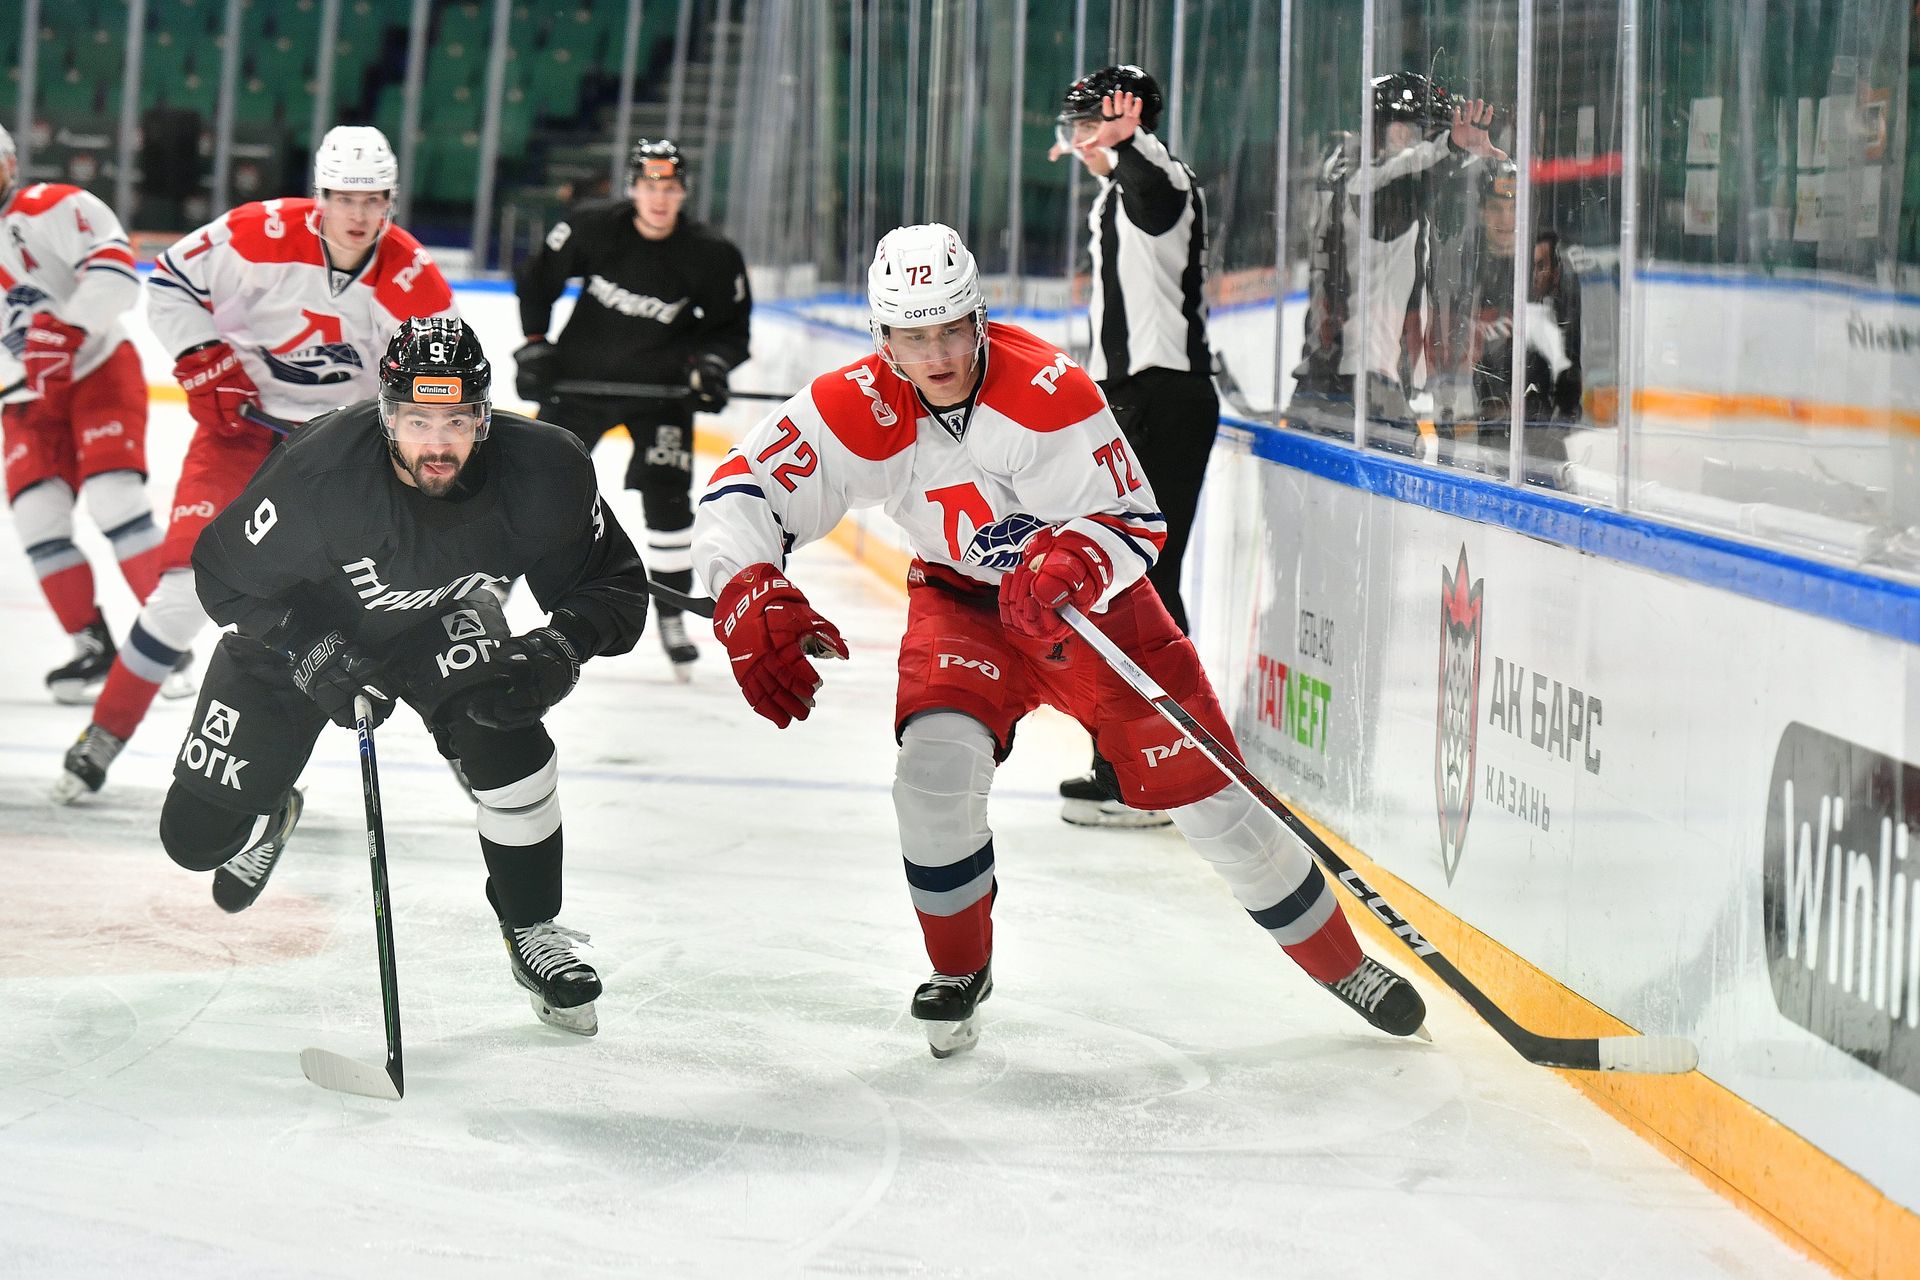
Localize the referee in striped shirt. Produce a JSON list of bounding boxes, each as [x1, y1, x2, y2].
[[1052, 64, 1219, 829]]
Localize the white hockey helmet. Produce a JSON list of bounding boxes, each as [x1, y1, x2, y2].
[[0, 124, 16, 203], [868, 223, 985, 362], [313, 125, 398, 195]]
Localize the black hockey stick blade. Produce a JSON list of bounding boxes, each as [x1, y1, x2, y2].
[[550, 377, 794, 403], [238, 401, 305, 436], [1058, 603, 1698, 1075], [299, 1046, 403, 1100], [301, 695, 407, 1099]]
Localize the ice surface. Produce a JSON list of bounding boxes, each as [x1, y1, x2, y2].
[[0, 406, 1820, 1277]]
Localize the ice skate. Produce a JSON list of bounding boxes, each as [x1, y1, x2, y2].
[[212, 788, 305, 913], [503, 919, 601, 1035], [657, 614, 698, 683], [1319, 955, 1430, 1040], [910, 961, 993, 1059], [46, 618, 114, 705], [1059, 754, 1170, 829], [159, 649, 198, 700], [50, 724, 126, 804]]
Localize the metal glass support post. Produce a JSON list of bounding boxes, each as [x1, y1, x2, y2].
[[112, 0, 147, 220], [211, 0, 244, 211], [610, 0, 645, 195], [1509, 0, 1535, 485], [469, 0, 512, 270], [396, 0, 430, 225]]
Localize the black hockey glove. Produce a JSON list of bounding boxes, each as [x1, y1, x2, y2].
[[513, 338, 558, 402], [688, 352, 731, 412], [463, 626, 582, 730], [286, 629, 395, 730]]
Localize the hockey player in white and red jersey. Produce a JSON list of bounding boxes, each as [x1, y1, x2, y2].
[[692, 223, 1426, 1058], [0, 123, 176, 703], [52, 125, 457, 803]]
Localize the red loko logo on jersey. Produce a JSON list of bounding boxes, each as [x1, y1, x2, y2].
[[262, 308, 362, 386]]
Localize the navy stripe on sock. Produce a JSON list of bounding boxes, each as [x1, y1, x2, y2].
[[902, 839, 996, 896], [1246, 872, 1326, 932]]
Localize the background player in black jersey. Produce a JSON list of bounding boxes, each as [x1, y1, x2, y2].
[[157, 318, 650, 1036], [513, 138, 751, 683]]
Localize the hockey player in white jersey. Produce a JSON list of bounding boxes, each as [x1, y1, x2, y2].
[[692, 223, 1426, 1058], [0, 123, 175, 703], [52, 125, 457, 804]]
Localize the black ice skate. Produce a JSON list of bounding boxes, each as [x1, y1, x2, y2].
[[1059, 754, 1170, 829], [46, 618, 115, 705], [657, 614, 698, 682], [159, 648, 198, 701], [50, 723, 126, 805], [1318, 955, 1430, 1040], [910, 960, 993, 1058], [503, 920, 602, 1035], [212, 788, 305, 913]]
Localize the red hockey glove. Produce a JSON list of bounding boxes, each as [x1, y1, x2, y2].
[[23, 313, 86, 403], [174, 341, 263, 440], [713, 563, 848, 728], [998, 527, 1113, 642]]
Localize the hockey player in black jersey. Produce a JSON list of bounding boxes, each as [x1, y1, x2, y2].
[[157, 317, 651, 1036], [513, 137, 751, 683]]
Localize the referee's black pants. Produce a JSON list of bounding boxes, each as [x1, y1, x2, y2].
[[1100, 368, 1220, 636]]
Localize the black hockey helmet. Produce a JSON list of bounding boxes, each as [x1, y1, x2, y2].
[[626, 138, 687, 187], [1058, 64, 1163, 134], [378, 317, 492, 441], [1482, 158, 1519, 200], [1371, 71, 1455, 133]]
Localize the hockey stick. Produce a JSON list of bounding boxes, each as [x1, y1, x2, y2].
[[646, 578, 714, 618], [1059, 603, 1699, 1075], [238, 402, 304, 437], [299, 693, 406, 1100], [0, 376, 23, 399], [550, 377, 794, 403]]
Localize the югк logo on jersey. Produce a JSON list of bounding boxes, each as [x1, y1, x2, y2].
[[202, 699, 240, 747], [441, 608, 486, 642]]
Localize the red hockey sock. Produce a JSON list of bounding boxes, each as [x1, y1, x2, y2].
[[915, 898, 994, 977], [93, 658, 164, 742], [39, 563, 100, 635], [1282, 903, 1366, 984], [117, 544, 164, 603]]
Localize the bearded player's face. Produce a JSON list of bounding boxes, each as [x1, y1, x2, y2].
[[387, 403, 483, 498]]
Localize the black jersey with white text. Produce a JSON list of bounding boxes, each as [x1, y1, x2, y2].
[[516, 200, 752, 385], [191, 402, 650, 658]]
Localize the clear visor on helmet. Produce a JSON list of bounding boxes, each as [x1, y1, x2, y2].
[[877, 313, 986, 369], [379, 397, 491, 444], [1053, 111, 1111, 154]]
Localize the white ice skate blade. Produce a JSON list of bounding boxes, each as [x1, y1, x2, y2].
[[530, 994, 598, 1036], [49, 770, 91, 806], [1061, 799, 1172, 829], [670, 663, 694, 685], [300, 1048, 402, 1100], [1411, 1023, 1434, 1043], [925, 1016, 981, 1059], [160, 669, 199, 700], [47, 680, 103, 706]]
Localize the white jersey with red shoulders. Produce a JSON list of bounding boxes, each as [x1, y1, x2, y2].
[[0, 183, 139, 390], [147, 197, 457, 420], [693, 321, 1166, 607]]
